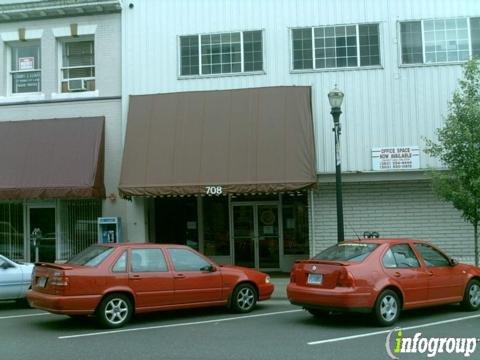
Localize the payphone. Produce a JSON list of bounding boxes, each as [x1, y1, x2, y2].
[[98, 217, 122, 244]]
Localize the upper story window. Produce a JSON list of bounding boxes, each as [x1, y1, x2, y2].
[[400, 17, 480, 65], [10, 41, 41, 94], [60, 38, 95, 92], [179, 30, 263, 77], [291, 23, 381, 71]]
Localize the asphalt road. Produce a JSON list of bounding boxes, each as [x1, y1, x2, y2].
[[1, 299, 480, 360]]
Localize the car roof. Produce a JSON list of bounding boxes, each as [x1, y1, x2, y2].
[[342, 238, 430, 245], [99, 242, 191, 249]]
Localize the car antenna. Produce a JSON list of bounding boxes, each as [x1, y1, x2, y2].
[[347, 222, 361, 241]]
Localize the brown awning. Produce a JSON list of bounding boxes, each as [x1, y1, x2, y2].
[[0, 117, 105, 199], [119, 86, 316, 198]]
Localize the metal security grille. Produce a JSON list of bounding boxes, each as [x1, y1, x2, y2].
[[0, 202, 24, 261], [58, 199, 101, 261]]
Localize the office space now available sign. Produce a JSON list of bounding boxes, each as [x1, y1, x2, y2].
[[371, 146, 420, 170]]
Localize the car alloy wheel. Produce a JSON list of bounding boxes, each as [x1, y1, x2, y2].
[[97, 293, 132, 328], [232, 283, 257, 313], [374, 290, 400, 326], [462, 280, 480, 311]]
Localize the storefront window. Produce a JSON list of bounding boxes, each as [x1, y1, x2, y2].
[[0, 202, 24, 260], [203, 197, 230, 256], [282, 193, 309, 255], [58, 199, 102, 260], [154, 198, 198, 250]]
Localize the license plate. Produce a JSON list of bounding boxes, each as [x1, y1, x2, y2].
[[307, 273, 323, 285], [37, 277, 47, 288]]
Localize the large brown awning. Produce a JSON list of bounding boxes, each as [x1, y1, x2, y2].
[[119, 86, 316, 198], [0, 117, 105, 199]]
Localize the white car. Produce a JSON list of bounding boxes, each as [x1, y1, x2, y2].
[[0, 254, 34, 301]]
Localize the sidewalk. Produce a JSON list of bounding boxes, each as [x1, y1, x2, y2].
[[269, 274, 289, 299]]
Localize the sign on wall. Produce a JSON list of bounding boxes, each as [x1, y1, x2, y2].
[[18, 57, 35, 70], [372, 146, 420, 171]]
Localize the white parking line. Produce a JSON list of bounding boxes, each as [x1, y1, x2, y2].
[[307, 313, 480, 345], [0, 312, 49, 320], [59, 309, 302, 340]]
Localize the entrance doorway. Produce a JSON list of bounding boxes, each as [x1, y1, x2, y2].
[[232, 203, 280, 270], [28, 207, 56, 263]]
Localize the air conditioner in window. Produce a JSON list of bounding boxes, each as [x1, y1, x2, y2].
[[67, 79, 87, 92]]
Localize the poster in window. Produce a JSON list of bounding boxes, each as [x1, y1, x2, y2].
[[19, 57, 35, 71]]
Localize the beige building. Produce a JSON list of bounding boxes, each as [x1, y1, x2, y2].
[[0, 0, 125, 263]]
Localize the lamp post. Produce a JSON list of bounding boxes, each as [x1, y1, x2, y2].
[[328, 86, 345, 243]]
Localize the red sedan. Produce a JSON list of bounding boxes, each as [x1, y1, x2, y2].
[[27, 243, 274, 328], [287, 239, 480, 326]]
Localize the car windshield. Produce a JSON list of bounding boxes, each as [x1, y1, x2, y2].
[[313, 243, 379, 262], [67, 245, 114, 267]]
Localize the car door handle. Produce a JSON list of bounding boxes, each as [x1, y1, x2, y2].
[[394, 272, 401, 277], [174, 274, 185, 279], [131, 274, 142, 280], [427, 272, 434, 276]]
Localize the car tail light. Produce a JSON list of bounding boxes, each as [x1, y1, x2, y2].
[[50, 271, 69, 287], [337, 269, 355, 287]]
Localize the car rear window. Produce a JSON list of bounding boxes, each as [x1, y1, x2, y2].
[[67, 245, 114, 267], [314, 243, 379, 262]]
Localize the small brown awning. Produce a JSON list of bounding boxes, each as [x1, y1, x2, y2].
[[0, 117, 105, 199], [119, 86, 316, 198]]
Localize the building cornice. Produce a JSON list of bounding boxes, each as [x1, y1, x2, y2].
[[0, 0, 122, 23]]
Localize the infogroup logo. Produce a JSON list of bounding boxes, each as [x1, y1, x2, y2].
[[385, 328, 479, 359]]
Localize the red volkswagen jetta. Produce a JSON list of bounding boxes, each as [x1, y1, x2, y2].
[[27, 243, 274, 328], [287, 238, 480, 326]]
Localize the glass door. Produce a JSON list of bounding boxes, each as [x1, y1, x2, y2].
[[28, 207, 56, 263], [232, 205, 255, 268], [232, 203, 280, 270]]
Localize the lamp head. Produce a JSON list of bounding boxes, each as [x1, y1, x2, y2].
[[328, 86, 344, 109]]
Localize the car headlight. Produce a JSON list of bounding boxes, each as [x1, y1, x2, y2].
[[265, 275, 271, 284]]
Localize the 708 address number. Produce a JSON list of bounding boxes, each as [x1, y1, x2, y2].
[[205, 186, 223, 195]]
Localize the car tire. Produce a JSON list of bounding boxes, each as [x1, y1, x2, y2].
[[231, 283, 257, 313], [305, 308, 328, 318], [461, 279, 480, 311], [96, 293, 132, 328], [374, 290, 401, 326]]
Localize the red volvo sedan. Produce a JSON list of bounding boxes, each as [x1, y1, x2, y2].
[[287, 239, 480, 326], [27, 243, 274, 328]]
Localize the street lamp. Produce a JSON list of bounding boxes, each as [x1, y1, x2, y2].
[[328, 86, 344, 243]]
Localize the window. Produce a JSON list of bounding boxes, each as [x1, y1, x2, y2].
[[414, 243, 450, 267], [67, 245, 113, 267], [9, 41, 41, 94], [314, 243, 378, 263], [168, 248, 211, 272], [292, 23, 380, 70], [283, 193, 309, 255], [472, 18, 480, 57], [112, 252, 127, 272], [179, 30, 263, 76], [61, 39, 95, 92], [400, 17, 479, 64], [383, 244, 420, 268], [131, 249, 168, 272], [203, 197, 230, 256]]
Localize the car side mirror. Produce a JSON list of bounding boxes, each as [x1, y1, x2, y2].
[[449, 258, 458, 267], [0, 262, 11, 270], [201, 265, 216, 272]]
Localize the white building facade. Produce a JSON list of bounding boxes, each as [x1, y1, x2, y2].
[[120, 0, 479, 271]]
